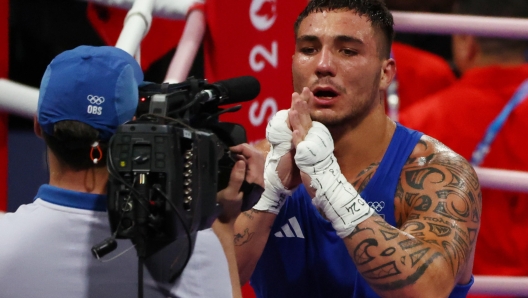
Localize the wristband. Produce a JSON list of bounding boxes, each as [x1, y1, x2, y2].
[[294, 122, 374, 237], [253, 110, 296, 214]]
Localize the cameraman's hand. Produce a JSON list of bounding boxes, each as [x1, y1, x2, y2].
[[230, 143, 266, 188], [216, 160, 246, 224]]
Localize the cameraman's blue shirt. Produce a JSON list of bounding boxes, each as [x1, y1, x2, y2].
[[250, 123, 473, 298]]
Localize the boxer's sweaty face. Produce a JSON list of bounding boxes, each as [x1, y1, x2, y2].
[[292, 9, 387, 127]]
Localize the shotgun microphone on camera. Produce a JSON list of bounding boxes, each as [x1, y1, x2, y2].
[[198, 76, 261, 105]]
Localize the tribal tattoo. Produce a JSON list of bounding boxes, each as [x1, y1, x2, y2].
[[346, 142, 481, 292]]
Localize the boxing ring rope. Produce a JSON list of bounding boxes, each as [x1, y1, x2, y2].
[[86, 0, 196, 20], [0, 79, 39, 119], [475, 167, 528, 193], [88, 0, 205, 83], [392, 11, 528, 39], [1, 8, 528, 295], [473, 276, 528, 297], [114, 0, 154, 57], [164, 8, 206, 83]]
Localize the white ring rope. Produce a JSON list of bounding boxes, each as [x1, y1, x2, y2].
[[0, 79, 39, 119], [471, 275, 528, 296], [393, 11, 528, 39], [84, 0, 194, 20], [475, 167, 528, 193], [164, 8, 206, 83], [114, 0, 154, 56]]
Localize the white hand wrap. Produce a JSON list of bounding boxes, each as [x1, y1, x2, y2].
[[294, 122, 375, 238], [253, 110, 296, 214]]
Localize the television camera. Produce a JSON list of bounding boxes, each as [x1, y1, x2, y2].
[[91, 76, 262, 288]]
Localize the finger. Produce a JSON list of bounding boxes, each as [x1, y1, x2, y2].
[[244, 150, 266, 188], [292, 129, 303, 147], [229, 144, 252, 163], [293, 101, 311, 131], [289, 92, 302, 130], [289, 110, 306, 148], [229, 143, 248, 154], [231, 142, 268, 158], [216, 160, 245, 221], [291, 91, 301, 110], [289, 96, 311, 147], [288, 107, 298, 128], [298, 88, 312, 129], [300, 87, 312, 102], [289, 91, 302, 128], [288, 108, 300, 135], [227, 160, 246, 193]]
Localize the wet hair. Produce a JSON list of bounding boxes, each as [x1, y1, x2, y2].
[[294, 0, 395, 58], [455, 0, 528, 55], [42, 120, 108, 171]]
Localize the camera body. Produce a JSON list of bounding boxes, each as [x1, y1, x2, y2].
[[104, 77, 259, 281], [107, 122, 224, 255]]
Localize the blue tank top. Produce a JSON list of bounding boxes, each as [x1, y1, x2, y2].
[[250, 123, 473, 297]]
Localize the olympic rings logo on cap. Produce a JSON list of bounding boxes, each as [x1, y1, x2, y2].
[[87, 95, 105, 105]]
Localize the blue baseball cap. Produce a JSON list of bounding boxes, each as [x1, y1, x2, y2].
[[37, 45, 143, 141]]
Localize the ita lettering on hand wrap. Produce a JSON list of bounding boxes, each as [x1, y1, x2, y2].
[[294, 122, 375, 238], [253, 110, 298, 214]]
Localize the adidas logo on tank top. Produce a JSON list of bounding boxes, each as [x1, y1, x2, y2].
[[274, 217, 304, 238]]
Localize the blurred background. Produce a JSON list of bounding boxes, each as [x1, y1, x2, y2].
[[6, 0, 458, 211]]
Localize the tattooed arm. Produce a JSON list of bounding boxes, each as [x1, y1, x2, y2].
[[288, 90, 481, 296], [231, 140, 301, 285], [233, 208, 277, 285], [231, 104, 306, 284], [343, 140, 481, 297], [230, 141, 272, 285]]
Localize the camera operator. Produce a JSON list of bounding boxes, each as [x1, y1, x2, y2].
[[0, 45, 250, 298]]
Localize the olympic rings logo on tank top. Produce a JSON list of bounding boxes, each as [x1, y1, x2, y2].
[[368, 201, 385, 213]]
